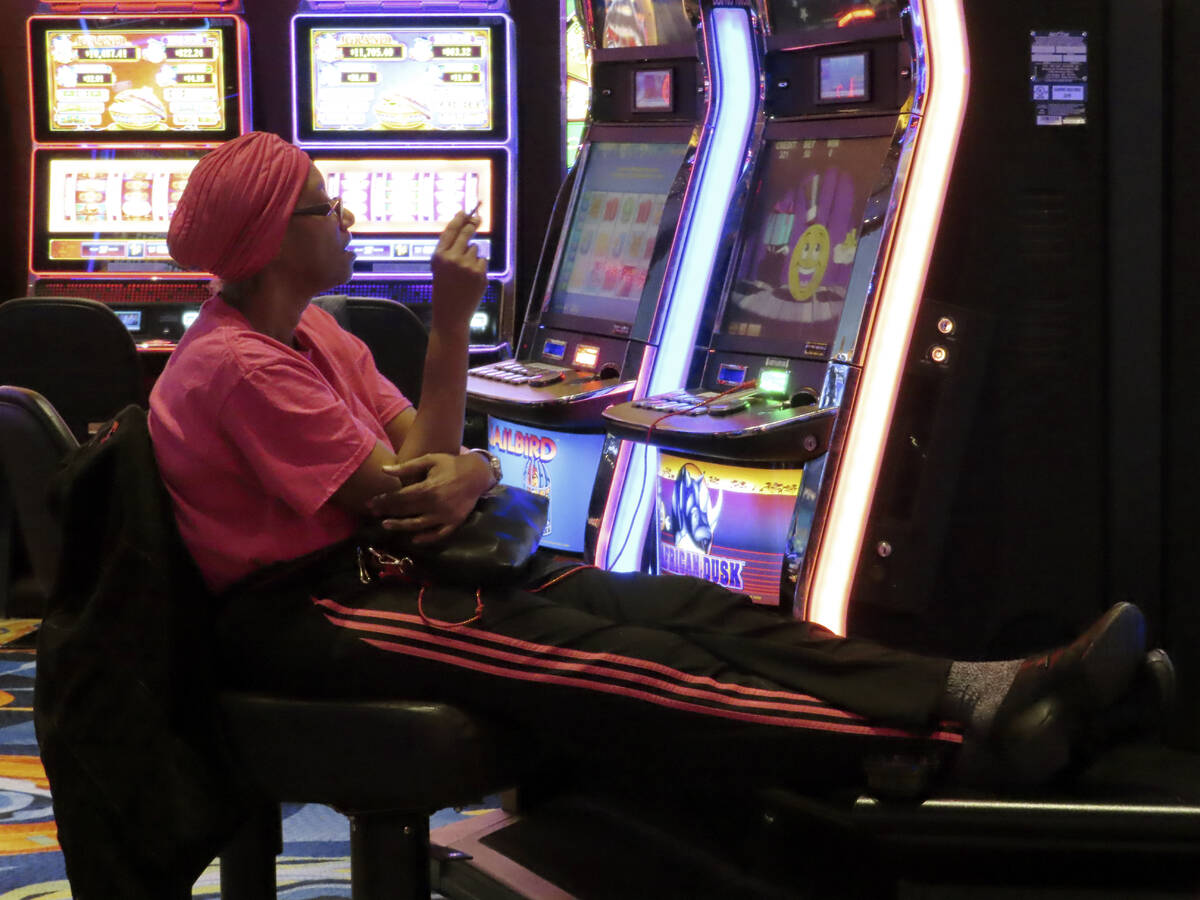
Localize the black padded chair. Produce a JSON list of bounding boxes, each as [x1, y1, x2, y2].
[[0, 386, 517, 898], [313, 295, 429, 403], [0, 387, 76, 618], [0, 298, 147, 615], [219, 695, 517, 899], [0, 297, 146, 442]]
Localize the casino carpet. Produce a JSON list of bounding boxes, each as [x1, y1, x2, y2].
[[0, 619, 497, 899]]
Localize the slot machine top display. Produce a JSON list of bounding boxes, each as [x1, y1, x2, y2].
[[291, 14, 511, 144], [594, 0, 694, 50], [28, 14, 248, 143]]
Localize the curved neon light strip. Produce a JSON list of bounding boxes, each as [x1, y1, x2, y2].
[[599, 6, 759, 572], [805, 0, 969, 634]]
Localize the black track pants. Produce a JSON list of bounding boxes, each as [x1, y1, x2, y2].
[[215, 559, 962, 787]]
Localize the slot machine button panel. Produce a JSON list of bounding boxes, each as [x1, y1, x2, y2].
[[705, 399, 749, 416]]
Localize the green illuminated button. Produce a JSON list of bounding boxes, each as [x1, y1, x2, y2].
[[758, 368, 789, 396]]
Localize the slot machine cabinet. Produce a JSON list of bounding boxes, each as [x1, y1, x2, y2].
[[599, 0, 969, 621], [290, 1, 517, 356], [464, 0, 762, 560], [25, 2, 252, 354]]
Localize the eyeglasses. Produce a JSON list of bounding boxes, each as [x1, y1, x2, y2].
[[292, 196, 344, 219]]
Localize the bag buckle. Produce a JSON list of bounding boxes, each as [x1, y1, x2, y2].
[[357, 546, 415, 584]]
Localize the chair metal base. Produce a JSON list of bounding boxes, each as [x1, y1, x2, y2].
[[218, 801, 437, 900]]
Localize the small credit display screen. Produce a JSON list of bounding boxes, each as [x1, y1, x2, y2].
[[310, 151, 506, 275], [544, 141, 687, 329], [719, 135, 891, 357], [294, 16, 508, 142], [818, 52, 869, 102], [716, 363, 747, 386], [30, 17, 242, 141], [634, 69, 674, 111], [116, 310, 142, 331], [31, 149, 206, 273], [601, 0, 693, 48], [573, 344, 600, 369]]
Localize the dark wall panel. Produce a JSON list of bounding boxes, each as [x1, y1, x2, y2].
[[1165, 0, 1200, 747]]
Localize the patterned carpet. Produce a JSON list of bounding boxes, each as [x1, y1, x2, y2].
[[0, 620, 495, 899]]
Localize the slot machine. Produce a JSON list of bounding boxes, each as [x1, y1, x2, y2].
[[464, 0, 761, 559], [600, 0, 969, 622], [26, 0, 251, 353], [564, 0, 591, 169], [289, 0, 516, 355]]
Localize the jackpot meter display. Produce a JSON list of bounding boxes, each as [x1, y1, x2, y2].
[[656, 454, 804, 605], [293, 16, 510, 143], [29, 17, 244, 142]]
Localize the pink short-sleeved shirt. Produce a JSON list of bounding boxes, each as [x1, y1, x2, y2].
[[148, 297, 412, 592]]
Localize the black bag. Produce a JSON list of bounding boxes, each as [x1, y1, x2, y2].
[[359, 484, 550, 587]]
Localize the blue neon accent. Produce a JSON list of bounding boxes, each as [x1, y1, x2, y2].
[[605, 7, 760, 572]]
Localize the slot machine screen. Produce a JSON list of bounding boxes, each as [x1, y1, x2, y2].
[[310, 151, 508, 276], [30, 148, 206, 274], [542, 141, 687, 330], [817, 52, 870, 103], [293, 15, 509, 143], [29, 16, 244, 142], [766, 0, 902, 35], [633, 69, 674, 111], [600, 0, 694, 48], [717, 135, 891, 358], [656, 454, 805, 605]]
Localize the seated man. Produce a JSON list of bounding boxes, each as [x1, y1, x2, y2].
[[150, 131, 1155, 790]]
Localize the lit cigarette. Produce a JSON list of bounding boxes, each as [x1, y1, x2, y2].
[[467, 201, 482, 219]]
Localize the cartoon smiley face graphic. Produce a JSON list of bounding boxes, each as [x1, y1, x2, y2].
[[787, 223, 830, 301]]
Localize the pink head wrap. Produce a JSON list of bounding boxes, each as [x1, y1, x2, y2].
[[168, 132, 312, 282]]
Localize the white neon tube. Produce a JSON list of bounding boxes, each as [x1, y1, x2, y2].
[[805, 0, 970, 634], [601, 6, 760, 572]]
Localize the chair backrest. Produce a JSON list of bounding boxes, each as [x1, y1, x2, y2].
[[313, 296, 429, 404], [0, 297, 146, 442], [0, 387, 79, 598]]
